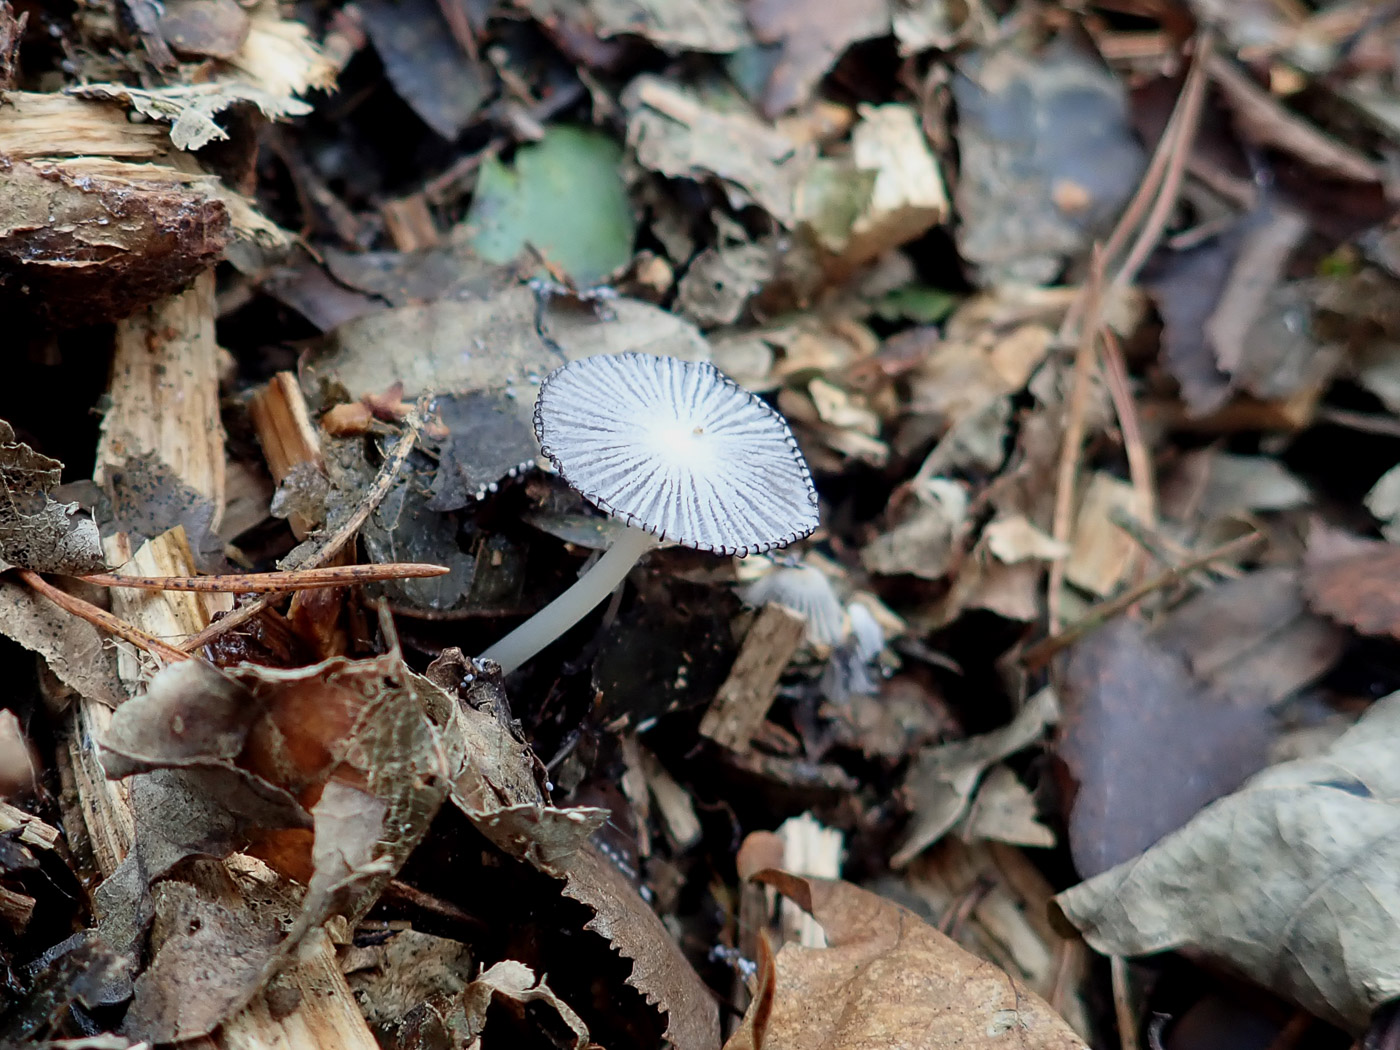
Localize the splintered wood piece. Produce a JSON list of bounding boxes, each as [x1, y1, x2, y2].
[[0, 800, 61, 852], [83, 561, 450, 593], [0, 91, 172, 159], [248, 371, 324, 539], [638, 747, 702, 852], [104, 530, 223, 683], [699, 603, 807, 752], [95, 272, 227, 524], [380, 194, 439, 251], [776, 813, 845, 949], [0, 884, 36, 934], [0, 160, 229, 327]]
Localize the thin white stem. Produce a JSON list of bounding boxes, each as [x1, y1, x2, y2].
[[479, 526, 660, 674]]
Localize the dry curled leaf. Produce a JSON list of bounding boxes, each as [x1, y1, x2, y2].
[[0, 422, 103, 576], [623, 76, 816, 226], [0, 579, 125, 707], [463, 960, 591, 1049], [727, 871, 1087, 1050], [893, 687, 1057, 867], [1057, 618, 1273, 879], [125, 872, 293, 1043], [1207, 55, 1382, 184], [561, 844, 721, 1050], [746, 0, 888, 118], [1304, 534, 1400, 641], [99, 644, 459, 1042], [1055, 690, 1400, 1033], [0, 420, 105, 575], [425, 651, 720, 1050]]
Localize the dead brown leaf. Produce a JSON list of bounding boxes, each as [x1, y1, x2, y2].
[[1203, 208, 1309, 376], [305, 282, 710, 444], [1057, 618, 1274, 878], [1151, 567, 1344, 706], [424, 652, 720, 1050], [745, 0, 887, 118], [1055, 689, 1400, 1032], [562, 844, 720, 1050], [892, 688, 1058, 867], [359, 0, 486, 141], [1207, 53, 1383, 183], [231, 649, 455, 918], [1304, 533, 1400, 640], [726, 871, 1087, 1050], [125, 869, 292, 1043], [462, 960, 591, 1049], [0, 579, 125, 707], [0, 420, 105, 575], [623, 76, 816, 226]]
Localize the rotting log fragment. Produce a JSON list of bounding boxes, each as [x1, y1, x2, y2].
[[0, 156, 229, 327], [0, 91, 290, 326]]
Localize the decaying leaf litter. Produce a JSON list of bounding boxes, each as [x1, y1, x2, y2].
[[2, 0, 1400, 1047]]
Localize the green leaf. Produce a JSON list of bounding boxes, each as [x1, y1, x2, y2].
[[465, 126, 635, 285], [872, 285, 960, 324]]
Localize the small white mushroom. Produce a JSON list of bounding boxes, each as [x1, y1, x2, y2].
[[741, 563, 845, 648], [480, 352, 819, 674], [845, 601, 885, 662]]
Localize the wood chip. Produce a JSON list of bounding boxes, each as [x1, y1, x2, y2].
[[249, 371, 324, 539], [0, 799, 61, 851], [0, 883, 36, 934], [699, 603, 808, 752], [1065, 473, 1146, 597], [638, 747, 702, 852]]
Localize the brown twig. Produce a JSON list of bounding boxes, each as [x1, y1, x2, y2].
[[1021, 531, 1262, 672], [1058, 30, 1212, 343], [1099, 327, 1157, 590], [17, 569, 190, 664], [1315, 406, 1400, 439], [179, 415, 424, 653], [1099, 328, 1155, 525], [1111, 955, 1142, 1050], [1047, 248, 1107, 633], [83, 562, 449, 593], [1112, 32, 1213, 288], [1045, 31, 1211, 633]]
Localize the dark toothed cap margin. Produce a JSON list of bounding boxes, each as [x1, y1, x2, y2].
[[533, 353, 820, 557]]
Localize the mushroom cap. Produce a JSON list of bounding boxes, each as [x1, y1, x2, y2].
[[533, 353, 819, 556]]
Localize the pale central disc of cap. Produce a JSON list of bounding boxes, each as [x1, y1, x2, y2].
[[647, 418, 719, 470]]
